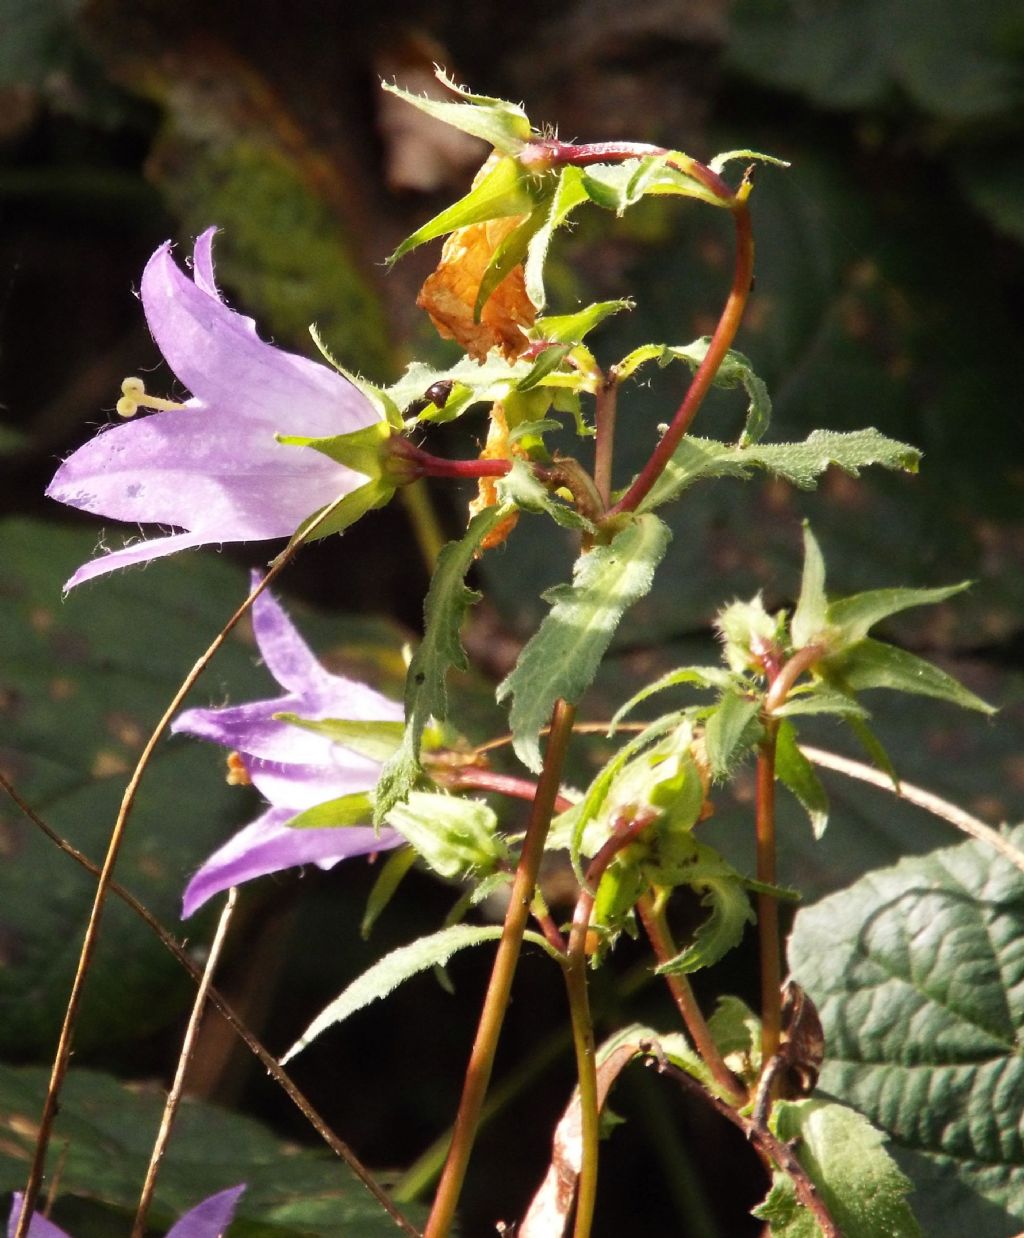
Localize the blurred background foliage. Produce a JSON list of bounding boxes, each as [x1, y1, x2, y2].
[[0, 0, 1022, 1233]]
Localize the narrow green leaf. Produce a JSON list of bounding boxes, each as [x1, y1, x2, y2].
[[497, 514, 672, 771], [515, 342, 575, 392], [609, 665, 733, 730], [826, 639, 996, 714], [285, 791, 375, 830], [381, 73, 531, 157], [656, 864, 754, 974], [709, 148, 790, 174], [388, 155, 534, 263], [361, 845, 417, 939], [829, 581, 972, 645], [580, 157, 722, 211], [771, 688, 868, 720], [639, 429, 921, 513], [791, 523, 828, 648], [524, 165, 591, 310], [281, 923, 552, 1063], [704, 691, 762, 779], [754, 1099, 923, 1237], [775, 721, 829, 838], [375, 506, 510, 821], [274, 716, 404, 763], [845, 715, 900, 788], [474, 193, 555, 319], [535, 300, 633, 344], [285, 477, 395, 545]]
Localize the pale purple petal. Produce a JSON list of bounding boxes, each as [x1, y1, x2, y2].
[[182, 807, 402, 917], [248, 576, 333, 694], [191, 226, 220, 299], [62, 530, 212, 591], [7, 1197, 69, 1238], [141, 242, 379, 437], [246, 754, 380, 810], [165, 1184, 246, 1238], [46, 405, 363, 537]]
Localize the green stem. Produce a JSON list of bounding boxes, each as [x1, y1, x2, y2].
[[424, 700, 577, 1238], [606, 199, 754, 519], [756, 721, 782, 1064], [636, 893, 746, 1106], [399, 480, 447, 574]]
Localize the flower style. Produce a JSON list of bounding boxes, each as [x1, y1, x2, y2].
[[173, 577, 403, 917], [47, 228, 383, 591], [8, 1185, 246, 1238]]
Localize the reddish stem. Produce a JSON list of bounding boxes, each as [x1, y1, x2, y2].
[[432, 766, 574, 816], [756, 724, 782, 1064], [607, 201, 754, 518], [390, 438, 512, 481], [518, 139, 735, 203]]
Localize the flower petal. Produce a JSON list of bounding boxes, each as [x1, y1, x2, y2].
[[165, 1185, 247, 1238], [248, 574, 334, 694], [190, 226, 220, 299], [182, 807, 401, 917], [141, 240, 380, 438], [46, 405, 362, 539], [62, 530, 212, 592], [246, 755, 380, 809], [7, 1197, 69, 1238]]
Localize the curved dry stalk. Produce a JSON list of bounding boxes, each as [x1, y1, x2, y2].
[[800, 744, 1024, 877], [131, 888, 238, 1238], [14, 493, 377, 1238]]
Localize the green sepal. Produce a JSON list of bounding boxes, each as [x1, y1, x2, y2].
[[616, 339, 771, 444], [388, 154, 535, 264], [753, 1100, 923, 1238], [824, 639, 995, 714], [474, 191, 555, 319], [791, 522, 829, 649], [704, 690, 764, 780], [580, 155, 724, 212], [382, 71, 532, 157], [273, 716, 405, 763], [497, 513, 672, 772], [280, 921, 558, 1064], [375, 505, 512, 822], [287, 477, 395, 545], [284, 791, 375, 830], [279, 417, 392, 478], [516, 342, 575, 392], [709, 148, 790, 174], [775, 721, 829, 838], [361, 845, 417, 939], [638, 429, 921, 514], [309, 324, 404, 428], [715, 594, 784, 674], [384, 791, 509, 880]]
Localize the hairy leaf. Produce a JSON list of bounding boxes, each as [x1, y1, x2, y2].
[[655, 859, 754, 974], [384, 791, 508, 879], [609, 664, 732, 730], [375, 506, 510, 820], [753, 1099, 922, 1237], [497, 514, 672, 771], [704, 690, 762, 779], [282, 923, 552, 1063], [829, 582, 972, 646], [789, 827, 1024, 1234], [791, 523, 828, 648], [639, 429, 921, 512], [775, 722, 829, 838], [825, 639, 996, 714], [382, 72, 531, 156], [497, 460, 594, 533]]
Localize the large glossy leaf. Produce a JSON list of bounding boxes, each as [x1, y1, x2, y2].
[[789, 825, 1024, 1235], [0, 1063, 421, 1236]]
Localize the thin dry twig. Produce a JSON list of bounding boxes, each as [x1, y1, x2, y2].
[[800, 744, 1024, 878], [131, 889, 238, 1238], [0, 772, 422, 1237]]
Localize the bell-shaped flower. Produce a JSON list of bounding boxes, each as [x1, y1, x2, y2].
[[173, 577, 403, 917], [46, 228, 386, 591], [8, 1184, 246, 1238]]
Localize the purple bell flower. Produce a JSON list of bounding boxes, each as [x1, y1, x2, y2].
[[7, 1184, 246, 1238], [47, 229, 382, 591], [173, 577, 403, 917]]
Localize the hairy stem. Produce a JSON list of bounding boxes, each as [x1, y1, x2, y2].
[[424, 700, 577, 1238], [607, 200, 754, 518], [756, 721, 782, 1064], [636, 893, 746, 1105], [14, 493, 362, 1238], [131, 889, 237, 1238]]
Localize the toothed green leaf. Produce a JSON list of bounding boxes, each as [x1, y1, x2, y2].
[[775, 722, 829, 838], [704, 690, 763, 779], [825, 639, 996, 714]]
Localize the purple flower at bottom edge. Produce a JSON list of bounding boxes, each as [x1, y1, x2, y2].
[[46, 227, 382, 592], [7, 1185, 246, 1238], [173, 576, 403, 918]]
